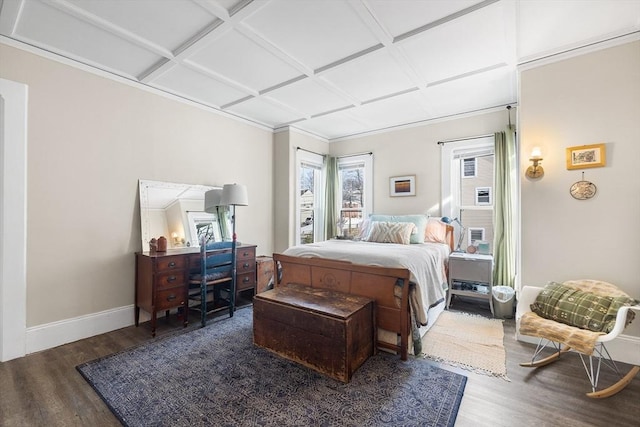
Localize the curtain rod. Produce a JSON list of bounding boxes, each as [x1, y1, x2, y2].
[[437, 133, 494, 145], [296, 147, 373, 159], [337, 151, 373, 159], [296, 146, 326, 157]]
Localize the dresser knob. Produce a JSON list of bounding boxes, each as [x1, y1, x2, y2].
[[167, 294, 176, 301], [168, 276, 176, 282], [168, 261, 176, 268], [243, 277, 250, 283], [243, 262, 250, 268]]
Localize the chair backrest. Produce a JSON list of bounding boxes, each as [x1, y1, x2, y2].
[[198, 241, 233, 281]]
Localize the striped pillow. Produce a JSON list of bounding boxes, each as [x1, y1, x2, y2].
[[366, 221, 416, 245]]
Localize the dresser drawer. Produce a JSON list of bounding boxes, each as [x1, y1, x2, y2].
[[156, 256, 186, 272], [155, 287, 185, 310], [157, 271, 185, 290], [237, 246, 256, 261], [236, 258, 255, 274], [237, 271, 256, 291]]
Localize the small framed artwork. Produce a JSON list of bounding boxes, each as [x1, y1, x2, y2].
[[389, 175, 416, 197], [566, 143, 606, 170]]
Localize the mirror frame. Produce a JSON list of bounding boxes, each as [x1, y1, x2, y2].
[[138, 179, 231, 251]]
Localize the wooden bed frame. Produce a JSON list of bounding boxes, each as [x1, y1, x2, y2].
[[272, 224, 455, 361]]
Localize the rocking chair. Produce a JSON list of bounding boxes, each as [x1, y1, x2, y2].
[[516, 280, 640, 398]]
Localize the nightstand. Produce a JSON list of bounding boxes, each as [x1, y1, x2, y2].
[[447, 252, 494, 315]]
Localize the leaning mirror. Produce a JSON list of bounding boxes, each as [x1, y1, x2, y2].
[[138, 179, 231, 251]]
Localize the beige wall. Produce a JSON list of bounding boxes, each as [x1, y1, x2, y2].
[[328, 110, 507, 217], [273, 129, 329, 253], [0, 44, 274, 327], [520, 41, 640, 335]]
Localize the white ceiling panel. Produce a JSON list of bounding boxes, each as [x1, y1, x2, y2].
[[517, 0, 640, 61], [398, 1, 512, 85], [354, 91, 431, 128], [293, 110, 371, 140], [367, 0, 481, 38], [422, 67, 516, 118], [187, 29, 303, 92], [242, 0, 381, 70], [14, 0, 162, 78], [319, 49, 417, 103], [1, 0, 638, 141], [225, 97, 304, 127], [264, 78, 353, 117], [66, 0, 220, 53], [150, 64, 249, 108]]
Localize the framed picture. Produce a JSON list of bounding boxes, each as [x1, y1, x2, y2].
[[566, 143, 606, 170], [389, 175, 416, 197]]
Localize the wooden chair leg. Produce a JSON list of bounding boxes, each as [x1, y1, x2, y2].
[[586, 365, 640, 398], [520, 338, 571, 368]]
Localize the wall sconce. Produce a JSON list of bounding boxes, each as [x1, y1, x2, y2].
[[526, 147, 544, 179]]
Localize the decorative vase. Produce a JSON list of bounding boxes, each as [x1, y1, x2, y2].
[[157, 236, 167, 252], [149, 238, 158, 253]]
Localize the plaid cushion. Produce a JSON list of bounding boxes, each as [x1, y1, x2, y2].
[[530, 282, 637, 333]]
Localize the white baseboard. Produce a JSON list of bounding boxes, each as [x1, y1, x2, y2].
[[26, 305, 138, 354], [516, 330, 640, 366]]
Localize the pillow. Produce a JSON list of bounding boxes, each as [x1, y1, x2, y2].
[[424, 218, 448, 243], [369, 214, 428, 244], [355, 218, 372, 241], [365, 221, 416, 245], [530, 282, 637, 333]]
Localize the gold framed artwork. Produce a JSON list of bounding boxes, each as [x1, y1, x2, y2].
[[566, 143, 606, 170], [389, 175, 415, 197]]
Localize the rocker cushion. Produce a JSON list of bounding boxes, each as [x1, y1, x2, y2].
[[530, 282, 636, 333]]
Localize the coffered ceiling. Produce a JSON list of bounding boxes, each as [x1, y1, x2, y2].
[[1, 0, 639, 141]]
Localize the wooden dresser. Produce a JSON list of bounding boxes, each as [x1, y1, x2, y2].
[[135, 244, 256, 336]]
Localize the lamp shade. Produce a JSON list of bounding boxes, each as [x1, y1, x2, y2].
[[204, 188, 223, 213], [221, 184, 248, 206]]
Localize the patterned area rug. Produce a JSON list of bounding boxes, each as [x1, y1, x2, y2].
[[422, 311, 508, 380], [78, 307, 467, 427]]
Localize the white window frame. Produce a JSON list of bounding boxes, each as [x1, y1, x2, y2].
[[337, 154, 373, 228], [440, 136, 494, 219], [468, 227, 485, 245], [475, 187, 492, 206], [463, 157, 477, 178], [295, 150, 325, 244]]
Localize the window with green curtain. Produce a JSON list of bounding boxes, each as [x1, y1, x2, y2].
[[492, 126, 517, 288]]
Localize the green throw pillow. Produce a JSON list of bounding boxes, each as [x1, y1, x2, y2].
[[530, 282, 637, 333]]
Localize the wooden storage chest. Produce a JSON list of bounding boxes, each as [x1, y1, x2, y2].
[[255, 255, 274, 293], [253, 285, 375, 383]]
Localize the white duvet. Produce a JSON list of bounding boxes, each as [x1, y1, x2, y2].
[[282, 239, 450, 325]]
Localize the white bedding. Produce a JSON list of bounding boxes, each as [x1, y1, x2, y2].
[[282, 239, 450, 326]]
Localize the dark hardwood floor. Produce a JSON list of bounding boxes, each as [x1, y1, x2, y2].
[[1, 297, 638, 427]]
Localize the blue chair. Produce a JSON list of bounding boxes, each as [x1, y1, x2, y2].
[[188, 241, 234, 327]]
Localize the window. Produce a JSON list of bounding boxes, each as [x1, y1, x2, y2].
[[337, 154, 373, 238], [475, 187, 492, 205], [441, 137, 494, 251], [468, 228, 485, 245], [463, 158, 477, 178], [296, 151, 324, 244]]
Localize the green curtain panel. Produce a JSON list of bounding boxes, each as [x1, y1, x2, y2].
[[493, 126, 517, 288], [324, 156, 339, 240]]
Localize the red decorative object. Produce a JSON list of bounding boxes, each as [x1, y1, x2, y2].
[[157, 236, 167, 252]]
